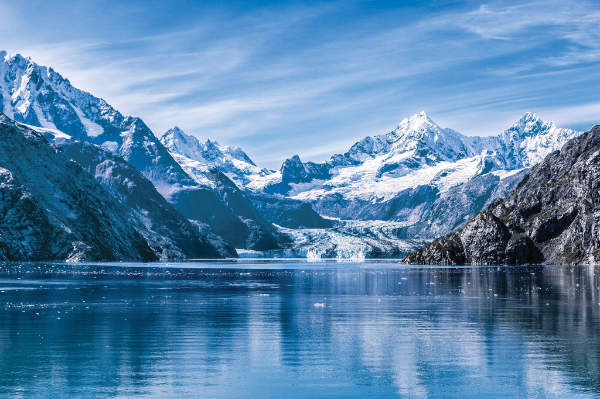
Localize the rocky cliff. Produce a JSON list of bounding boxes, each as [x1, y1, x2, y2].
[[403, 125, 600, 265]]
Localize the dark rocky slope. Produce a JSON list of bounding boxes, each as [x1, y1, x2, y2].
[[59, 141, 236, 259], [112, 118, 284, 252], [403, 125, 600, 265], [170, 169, 288, 250], [0, 114, 154, 261]]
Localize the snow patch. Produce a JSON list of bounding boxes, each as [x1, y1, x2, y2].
[[101, 141, 119, 153], [73, 106, 104, 137]]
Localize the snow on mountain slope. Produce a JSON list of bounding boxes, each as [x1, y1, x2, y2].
[[0, 52, 190, 189], [0, 52, 120, 140], [161, 126, 279, 188], [498, 112, 580, 169], [336, 111, 483, 167], [258, 111, 579, 201]]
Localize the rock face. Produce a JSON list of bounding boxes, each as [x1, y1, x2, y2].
[[169, 168, 287, 250], [59, 141, 236, 259], [247, 193, 334, 229], [0, 113, 195, 261], [403, 125, 600, 265]]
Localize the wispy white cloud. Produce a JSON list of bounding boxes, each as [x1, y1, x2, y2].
[[454, 0, 600, 67]]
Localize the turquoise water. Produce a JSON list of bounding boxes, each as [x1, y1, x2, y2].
[[0, 261, 598, 398]]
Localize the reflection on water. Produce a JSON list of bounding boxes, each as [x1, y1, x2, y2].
[[0, 262, 598, 398]]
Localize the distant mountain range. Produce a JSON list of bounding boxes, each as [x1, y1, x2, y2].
[[160, 109, 581, 242], [0, 52, 587, 260]]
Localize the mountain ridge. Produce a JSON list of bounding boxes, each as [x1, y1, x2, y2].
[[403, 124, 600, 265]]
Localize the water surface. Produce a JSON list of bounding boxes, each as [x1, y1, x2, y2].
[[0, 261, 598, 398]]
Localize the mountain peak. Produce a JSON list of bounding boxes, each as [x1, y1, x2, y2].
[[519, 111, 539, 121], [170, 126, 185, 134], [160, 126, 259, 171], [205, 138, 221, 147], [4, 52, 29, 66], [514, 112, 545, 127], [499, 112, 580, 169], [396, 110, 438, 132], [163, 126, 187, 140], [505, 112, 553, 140]]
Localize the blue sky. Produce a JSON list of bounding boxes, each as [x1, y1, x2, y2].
[[2, 0, 600, 167]]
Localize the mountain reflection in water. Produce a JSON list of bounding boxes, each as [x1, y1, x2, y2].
[[0, 262, 597, 398]]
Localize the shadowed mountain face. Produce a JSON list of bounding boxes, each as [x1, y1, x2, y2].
[[0, 113, 161, 261], [246, 193, 334, 229], [168, 169, 288, 251], [404, 125, 600, 266], [59, 141, 236, 259]]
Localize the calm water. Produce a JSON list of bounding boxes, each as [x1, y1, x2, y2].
[[0, 261, 598, 398]]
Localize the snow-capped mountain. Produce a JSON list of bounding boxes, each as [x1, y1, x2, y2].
[[0, 52, 198, 190], [403, 123, 600, 265], [221, 111, 577, 240], [0, 52, 120, 141], [160, 126, 337, 233], [259, 111, 579, 200], [0, 52, 285, 252], [161, 126, 278, 188], [255, 112, 580, 238], [0, 51, 585, 259], [497, 112, 580, 169]]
